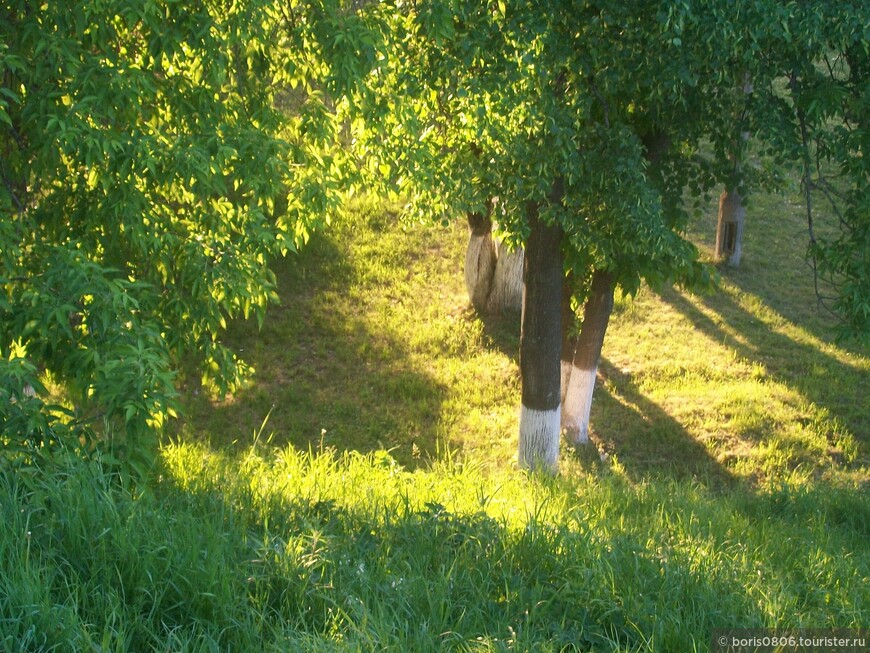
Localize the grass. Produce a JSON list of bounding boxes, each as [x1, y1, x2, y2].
[[176, 198, 522, 470], [176, 192, 868, 488], [2, 187, 869, 651], [2, 443, 867, 651]]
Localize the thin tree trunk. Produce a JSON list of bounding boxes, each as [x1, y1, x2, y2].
[[518, 181, 564, 473], [560, 273, 578, 413], [557, 129, 666, 447], [714, 75, 752, 267], [560, 270, 614, 445]]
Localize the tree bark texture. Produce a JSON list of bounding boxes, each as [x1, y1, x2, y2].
[[464, 207, 523, 314], [715, 188, 746, 267], [518, 184, 564, 473], [465, 210, 498, 312], [487, 239, 523, 313], [560, 270, 614, 445], [715, 76, 752, 268]]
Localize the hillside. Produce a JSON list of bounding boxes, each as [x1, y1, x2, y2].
[[4, 192, 868, 651], [177, 193, 868, 488]]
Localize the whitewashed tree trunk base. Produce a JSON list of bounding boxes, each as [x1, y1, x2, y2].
[[715, 189, 746, 267], [561, 363, 596, 445], [518, 404, 560, 473]]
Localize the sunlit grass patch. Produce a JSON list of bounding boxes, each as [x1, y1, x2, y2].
[[156, 440, 870, 645], [174, 191, 869, 489], [102, 184, 870, 649], [3, 442, 866, 650]]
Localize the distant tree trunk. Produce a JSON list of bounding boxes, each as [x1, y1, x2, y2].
[[715, 188, 746, 266], [715, 75, 752, 267], [560, 270, 614, 445], [486, 239, 523, 314], [464, 201, 523, 314], [465, 208, 497, 312], [518, 181, 564, 473]]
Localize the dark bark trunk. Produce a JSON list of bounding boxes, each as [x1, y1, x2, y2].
[[640, 131, 671, 168], [574, 271, 615, 374], [518, 181, 564, 473], [560, 270, 614, 445]]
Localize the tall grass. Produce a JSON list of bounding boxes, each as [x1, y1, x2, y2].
[[2, 442, 867, 651]]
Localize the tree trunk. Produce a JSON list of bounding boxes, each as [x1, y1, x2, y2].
[[486, 239, 523, 314], [464, 209, 497, 312], [518, 182, 564, 473], [560, 270, 614, 446], [715, 189, 746, 267], [464, 205, 523, 315], [714, 75, 752, 268]]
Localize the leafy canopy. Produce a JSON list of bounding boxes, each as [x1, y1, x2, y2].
[[350, 0, 868, 335], [0, 0, 361, 456]]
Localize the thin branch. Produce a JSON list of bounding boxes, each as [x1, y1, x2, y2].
[[792, 72, 824, 312], [0, 168, 25, 214], [806, 176, 850, 233]]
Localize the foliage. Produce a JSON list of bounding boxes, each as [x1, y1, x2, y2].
[[0, 1, 356, 457], [680, 0, 870, 340], [4, 167, 867, 651], [349, 1, 727, 303], [349, 0, 868, 331], [775, 6, 870, 342]]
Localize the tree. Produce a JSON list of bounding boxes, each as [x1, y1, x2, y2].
[[344, 0, 869, 473], [560, 270, 614, 446], [0, 0, 362, 461], [700, 1, 870, 334], [770, 3, 870, 341], [350, 1, 720, 472], [714, 76, 753, 267]]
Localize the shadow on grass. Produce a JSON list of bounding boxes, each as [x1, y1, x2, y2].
[[658, 286, 869, 466], [175, 231, 449, 470], [464, 293, 739, 487], [574, 358, 738, 489], [147, 458, 769, 651], [689, 189, 868, 357], [475, 308, 520, 363]]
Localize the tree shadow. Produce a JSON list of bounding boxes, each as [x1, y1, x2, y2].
[[474, 307, 521, 363], [657, 286, 869, 470], [151, 461, 770, 651], [174, 231, 450, 470], [463, 293, 739, 488], [572, 357, 738, 489], [687, 191, 867, 358]]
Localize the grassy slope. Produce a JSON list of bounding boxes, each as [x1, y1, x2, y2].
[[3, 191, 869, 651], [177, 198, 523, 470], [178, 192, 868, 489]]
